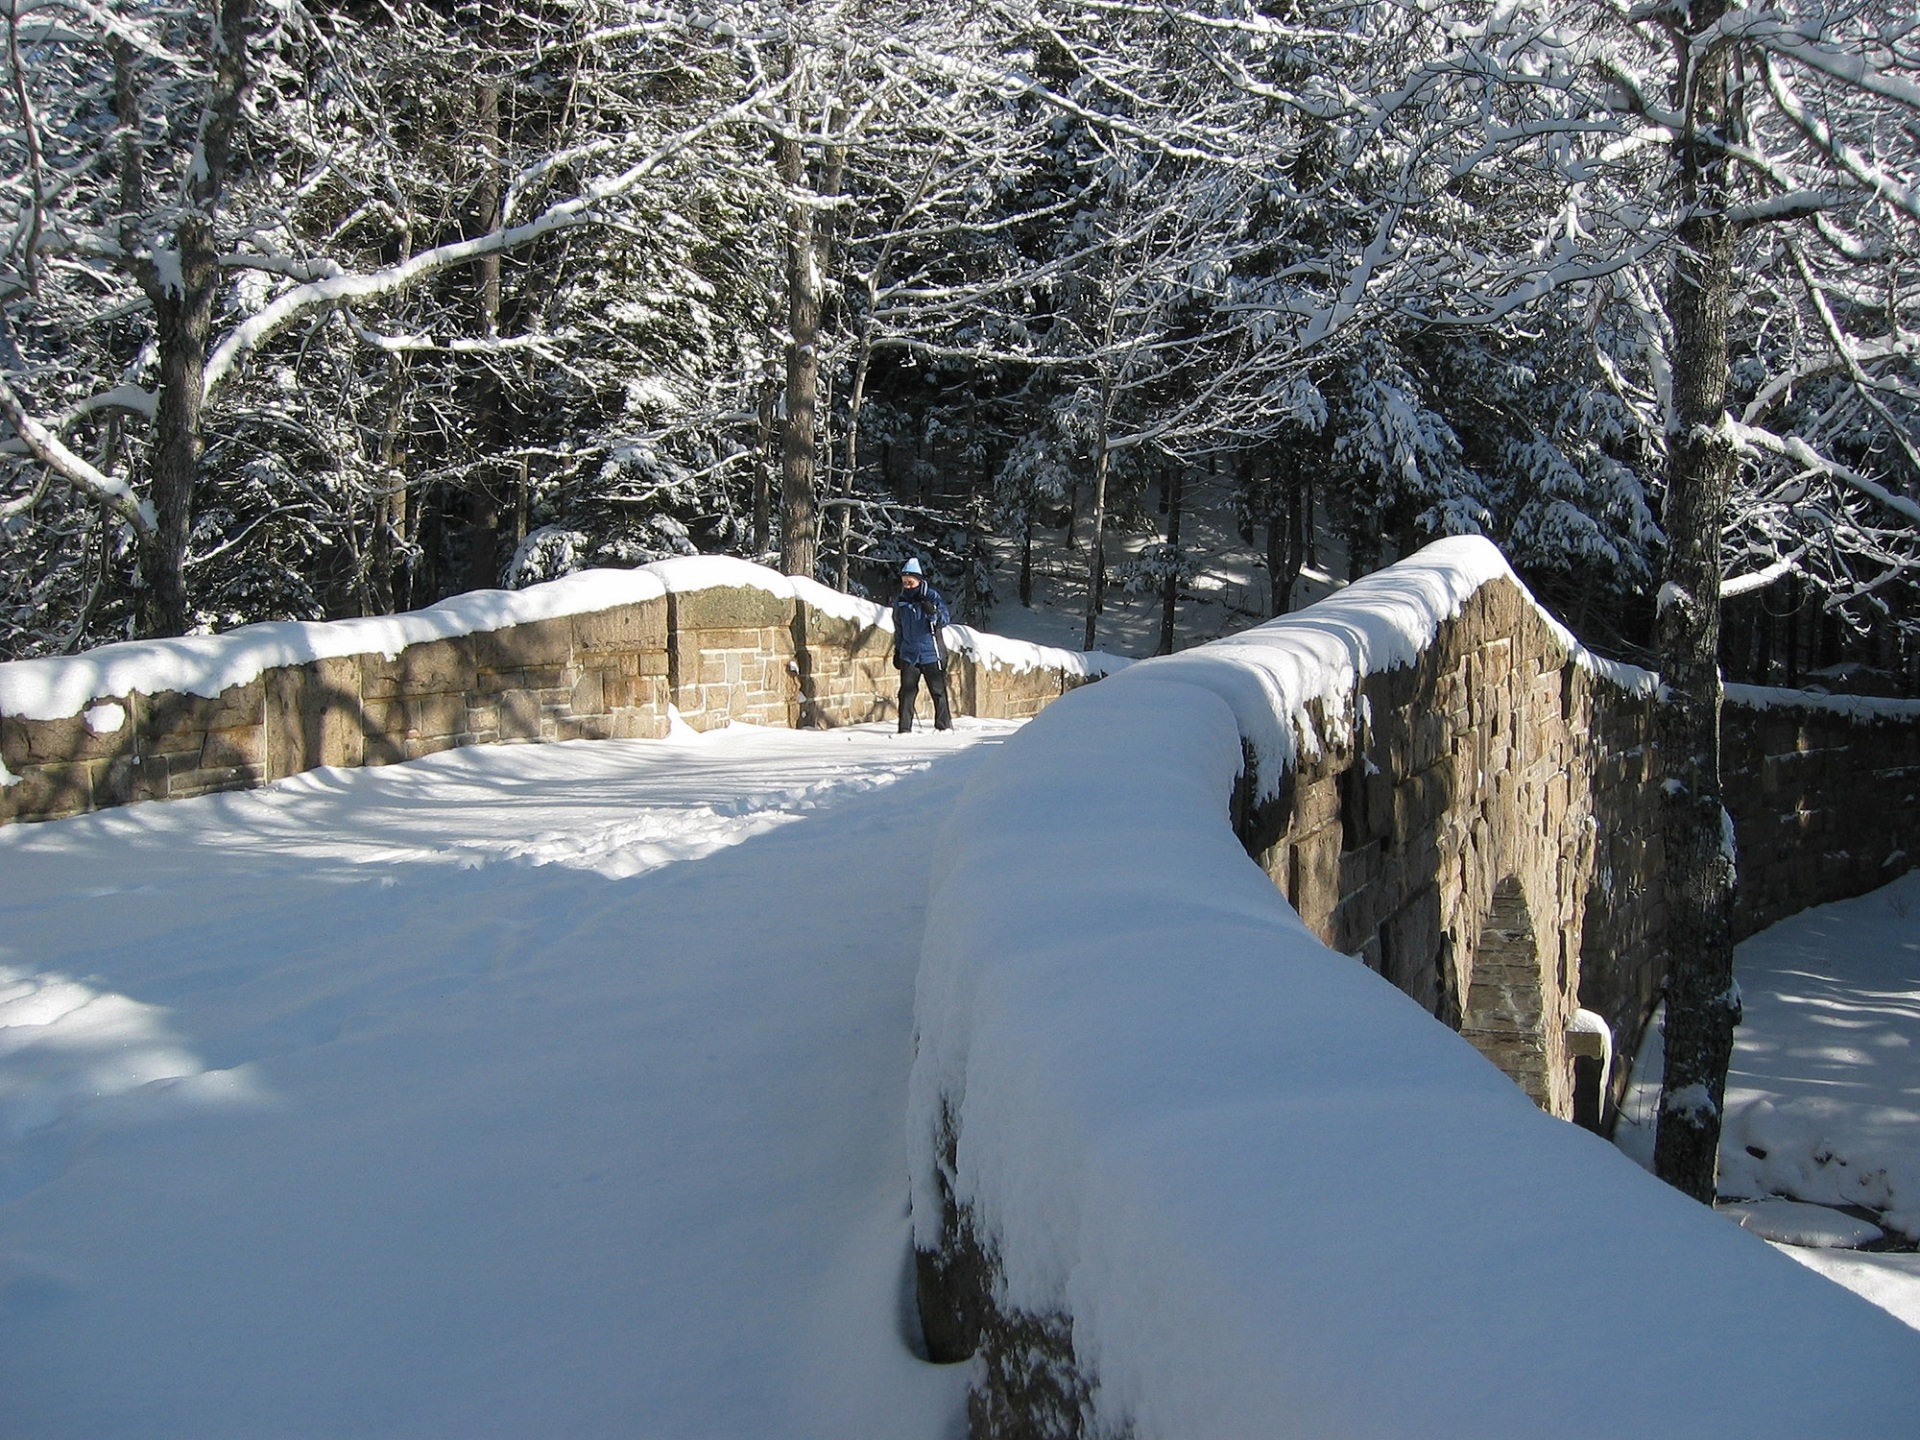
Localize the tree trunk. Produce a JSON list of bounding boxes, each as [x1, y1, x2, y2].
[[1652, 0, 1742, 1206], [777, 58, 820, 580], [754, 379, 775, 558], [369, 351, 411, 615], [136, 0, 252, 637], [837, 346, 873, 593], [464, 80, 504, 596], [1158, 464, 1182, 655], [1083, 435, 1111, 651], [1020, 506, 1034, 607], [1269, 447, 1307, 617]]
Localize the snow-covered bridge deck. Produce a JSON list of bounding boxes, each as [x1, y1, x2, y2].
[[0, 724, 995, 1439]]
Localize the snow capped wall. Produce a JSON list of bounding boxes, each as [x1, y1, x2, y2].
[[909, 536, 1920, 1439], [0, 561, 1125, 825], [1722, 683, 1920, 937]]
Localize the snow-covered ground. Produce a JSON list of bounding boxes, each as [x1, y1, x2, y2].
[[1615, 868, 1920, 1330], [3, 666, 1916, 1437], [0, 722, 1009, 1439]]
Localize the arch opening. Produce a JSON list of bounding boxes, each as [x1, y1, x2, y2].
[[1462, 876, 1570, 1117]]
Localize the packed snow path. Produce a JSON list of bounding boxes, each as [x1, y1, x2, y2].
[[0, 723, 1008, 1439]]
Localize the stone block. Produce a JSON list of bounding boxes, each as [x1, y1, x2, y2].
[[0, 761, 92, 821], [263, 666, 307, 780], [471, 666, 526, 697], [800, 602, 889, 657], [498, 689, 542, 742], [201, 725, 265, 771], [572, 597, 668, 655], [570, 669, 607, 716], [1480, 636, 1514, 686], [1381, 885, 1443, 1011], [11, 705, 138, 766], [92, 754, 168, 808], [361, 696, 405, 737], [408, 693, 469, 740], [0, 714, 28, 772], [262, 657, 365, 781], [365, 638, 475, 700], [141, 681, 265, 746], [516, 665, 571, 693], [557, 714, 614, 742], [1336, 857, 1387, 930], [167, 757, 262, 799], [671, 584, 795, 635], [1289, 827, 1342, 940], [1292, 774, 1339, 833], [470, 617, 576, 672], [1392, 767, 1449, 849]]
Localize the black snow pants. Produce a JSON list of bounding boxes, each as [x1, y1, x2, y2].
[[898, 662, 952, 732]]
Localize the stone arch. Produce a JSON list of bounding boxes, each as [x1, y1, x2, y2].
[[1461, 876, 1571, 1118]]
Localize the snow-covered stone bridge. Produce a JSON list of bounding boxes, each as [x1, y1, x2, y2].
[[3, 542, 1919, 1437]]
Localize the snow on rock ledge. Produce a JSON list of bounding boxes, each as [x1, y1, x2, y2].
[[908, 537, 1920, 1439]]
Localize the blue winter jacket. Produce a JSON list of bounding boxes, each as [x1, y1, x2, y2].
[[892, 582, 951, 667]]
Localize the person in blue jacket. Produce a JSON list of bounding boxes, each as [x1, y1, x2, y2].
[[892, 557, 952, 733]]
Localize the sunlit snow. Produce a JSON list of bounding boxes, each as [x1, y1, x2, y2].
[[0, 722, 1005, 1439]]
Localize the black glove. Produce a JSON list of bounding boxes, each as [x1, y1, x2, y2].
[[919, 595, 938, 614]]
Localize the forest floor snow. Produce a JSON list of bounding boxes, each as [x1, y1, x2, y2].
[[972, 465, 1346, 659], [1615, 868, 1920, 1330], [0, 722, 1008, 1439]]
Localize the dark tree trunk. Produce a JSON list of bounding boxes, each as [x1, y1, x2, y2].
[[463, 80, 505, 595], [777, 63, 819, 580], [754, 380, 775, 558], [1158, 464, 1182, 655], [1019, 506, 1034, 607], [1268, 448, 1307, 617], [1083, 433, 1111, 651], [1652, 0, 1742, 1206], [136, 0, 252, 638], [368, 351, 411, 614]]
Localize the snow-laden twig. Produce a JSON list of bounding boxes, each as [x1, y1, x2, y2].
[[0, 369, 153, 533]]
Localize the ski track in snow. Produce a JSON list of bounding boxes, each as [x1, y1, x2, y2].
[[0, 721, 1006, 1440]]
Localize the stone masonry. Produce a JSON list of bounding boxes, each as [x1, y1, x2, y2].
[[0, 577, 1094, 827], [1234, 573, 1918, 1124]]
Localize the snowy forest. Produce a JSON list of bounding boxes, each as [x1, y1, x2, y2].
[[0, 0, 1916, 693]]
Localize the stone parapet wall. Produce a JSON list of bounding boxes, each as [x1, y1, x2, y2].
[[1722, 688, 1920, 938], [0, 564, 1111, 827], [1228, 578, 1920, 1127], [1243, 575, 1663, 1121], [910, 538, 1920, 1440]]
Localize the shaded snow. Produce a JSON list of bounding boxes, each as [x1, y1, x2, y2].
[[1725, 681, 1920, 720], [1616, 870, 1920, 1248], [0, 722, 1005, 1438]]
